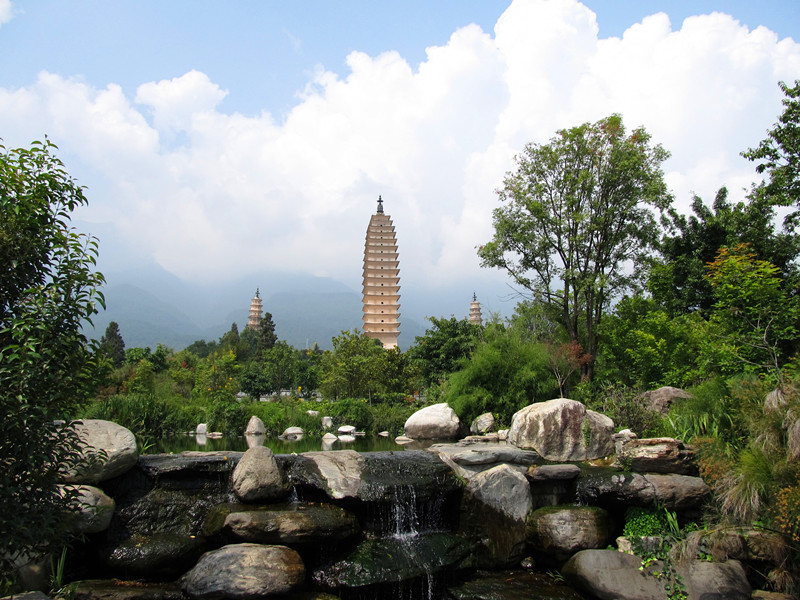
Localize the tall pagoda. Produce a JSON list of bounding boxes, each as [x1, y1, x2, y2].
[[469, 293, 483, 326], [247, 289, 263, 330], [362, 196, 401, 349]]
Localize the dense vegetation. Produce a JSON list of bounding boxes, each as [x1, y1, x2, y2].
[[3, 82, 800, 593]]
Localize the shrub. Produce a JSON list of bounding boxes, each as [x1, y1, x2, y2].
[[326, 398, 373, 431]]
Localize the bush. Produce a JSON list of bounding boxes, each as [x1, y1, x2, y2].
[[579, 383, 665, 438], [326, 398, 373, 431]]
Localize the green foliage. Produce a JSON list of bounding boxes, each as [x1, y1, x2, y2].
[[651, 187, 799, 316], [99, 321, 126, 368], [326, 398, 374, 431], [0, 138, 105, 580], [258, 312, 278, 353], [479, 114, 672, 379], [319, 329, 388, 401], [624, 506, 670, 538], [742, 80, 800, 227], [82, 392, 188, 440], [666, 377, 742, 448], [705, 244, 800, 383], [579, 383, 665, 438], [407, 316, 482, 386], [599, 295, 710, 389], [442, 325, 559, 426]]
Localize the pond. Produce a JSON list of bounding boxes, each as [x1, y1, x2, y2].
[[146, 434, 418, 454]]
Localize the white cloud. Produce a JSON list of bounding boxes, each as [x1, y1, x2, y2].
[[1, 0, 799, 297], [0, 0, 15, 27]]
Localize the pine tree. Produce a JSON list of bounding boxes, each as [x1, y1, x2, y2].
[[100, 322, 126, 368]]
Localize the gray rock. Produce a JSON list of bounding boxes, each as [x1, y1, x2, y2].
[[404, 403, 461, 440], [508, 399, 614, 461], [337, 434, 356, 443], [615, 437, 698, 475], [321, 433, 338, 441], [63, 420, 138, 484], [527, 464, 581, 481], [244, 415, 266, 435], [562, 549, 750, 600], [639, 386, 691, 415], [427, 442, 541, 480], [291, 450, 365, 499], [459, 464, 532, 568], [181, 543, 305, 600], [59, 484, 115, 534], [527, 506, 612, 561], [577, 470, 711, 510], [231, 446, 290, 502], [312, 533, 468, 589], [214, 503, 359, 545], [613, 428, 638, 454], [337, 425, 356, 434], [282, 426, 304, 438], [470, 412, 496, 435], [196, 423, 208, 435], [321, 417, 333, 429]]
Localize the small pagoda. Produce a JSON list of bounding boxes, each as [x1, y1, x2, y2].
[[469, 293, 483, 326], [247, 289, 263, 330], [362, 196, 401, 349]]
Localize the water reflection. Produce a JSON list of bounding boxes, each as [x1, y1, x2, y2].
[[149, 434, 412, 454]]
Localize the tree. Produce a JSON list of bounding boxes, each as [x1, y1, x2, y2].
[[320, 329, 386, 401], [479, 115, 672, 379], [705, 244, 800, 385], [99, 321, 126, 368], [0, 139, 105, 581], [407, 316, 482, 387], [257, 312, 278, 354], [742, 80, 800, 227], [650, 187, 799, 316]]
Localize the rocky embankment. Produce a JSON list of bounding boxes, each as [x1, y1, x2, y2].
[[8, 395, 791, 600]]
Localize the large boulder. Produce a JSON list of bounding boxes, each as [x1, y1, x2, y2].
[[527, 506, 612, 561], [562, 549, 750, 600], [231, 446, 290, 502], [404, 403, 460, 440], [245, 415, 266, 436], [181, 543, 305, 599], [59, 484, 115, 534], [639, 386, 691, 415], [615, 437, 698, 475], [459, 464, 532, 568], [508, 399, 614, 461], [577, 470, 711, 510], [312, 533, 468, 590], [205, 502, 359, 545], [63, 420, 138, 484], [470, 412, 496, 435]]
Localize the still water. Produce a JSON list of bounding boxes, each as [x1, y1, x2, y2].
[[147, 434, 413, 455]]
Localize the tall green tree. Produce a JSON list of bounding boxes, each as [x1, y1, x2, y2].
[[479, 115, 672, 379], [320, 329, 386, 401], [407, 316, 482, 387], [0, 139, 105, 581], [99, 321, 126, 368], [650, 187, 799, 315], [258, 312, 278, 353], [742, 80, 800, 227]]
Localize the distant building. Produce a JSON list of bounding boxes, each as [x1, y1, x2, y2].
[[247, 289, 263, 330], [469, 293, 483, 326], [362, 196, 401, 349]]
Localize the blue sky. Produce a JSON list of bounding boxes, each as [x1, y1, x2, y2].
[[1, 0, 799, 319]]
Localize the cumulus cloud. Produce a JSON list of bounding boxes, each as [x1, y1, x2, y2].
[[1, 0, 798, 298], [0, 0, 15, 27]]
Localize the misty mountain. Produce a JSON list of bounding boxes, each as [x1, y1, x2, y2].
[[88, 263, 427, 351]]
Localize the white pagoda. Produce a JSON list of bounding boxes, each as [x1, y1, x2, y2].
[[362, 197, 401, 349]]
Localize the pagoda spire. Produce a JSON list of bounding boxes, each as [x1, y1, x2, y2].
[[362, 197, 400, 349], [247, 289, 263, 330]]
